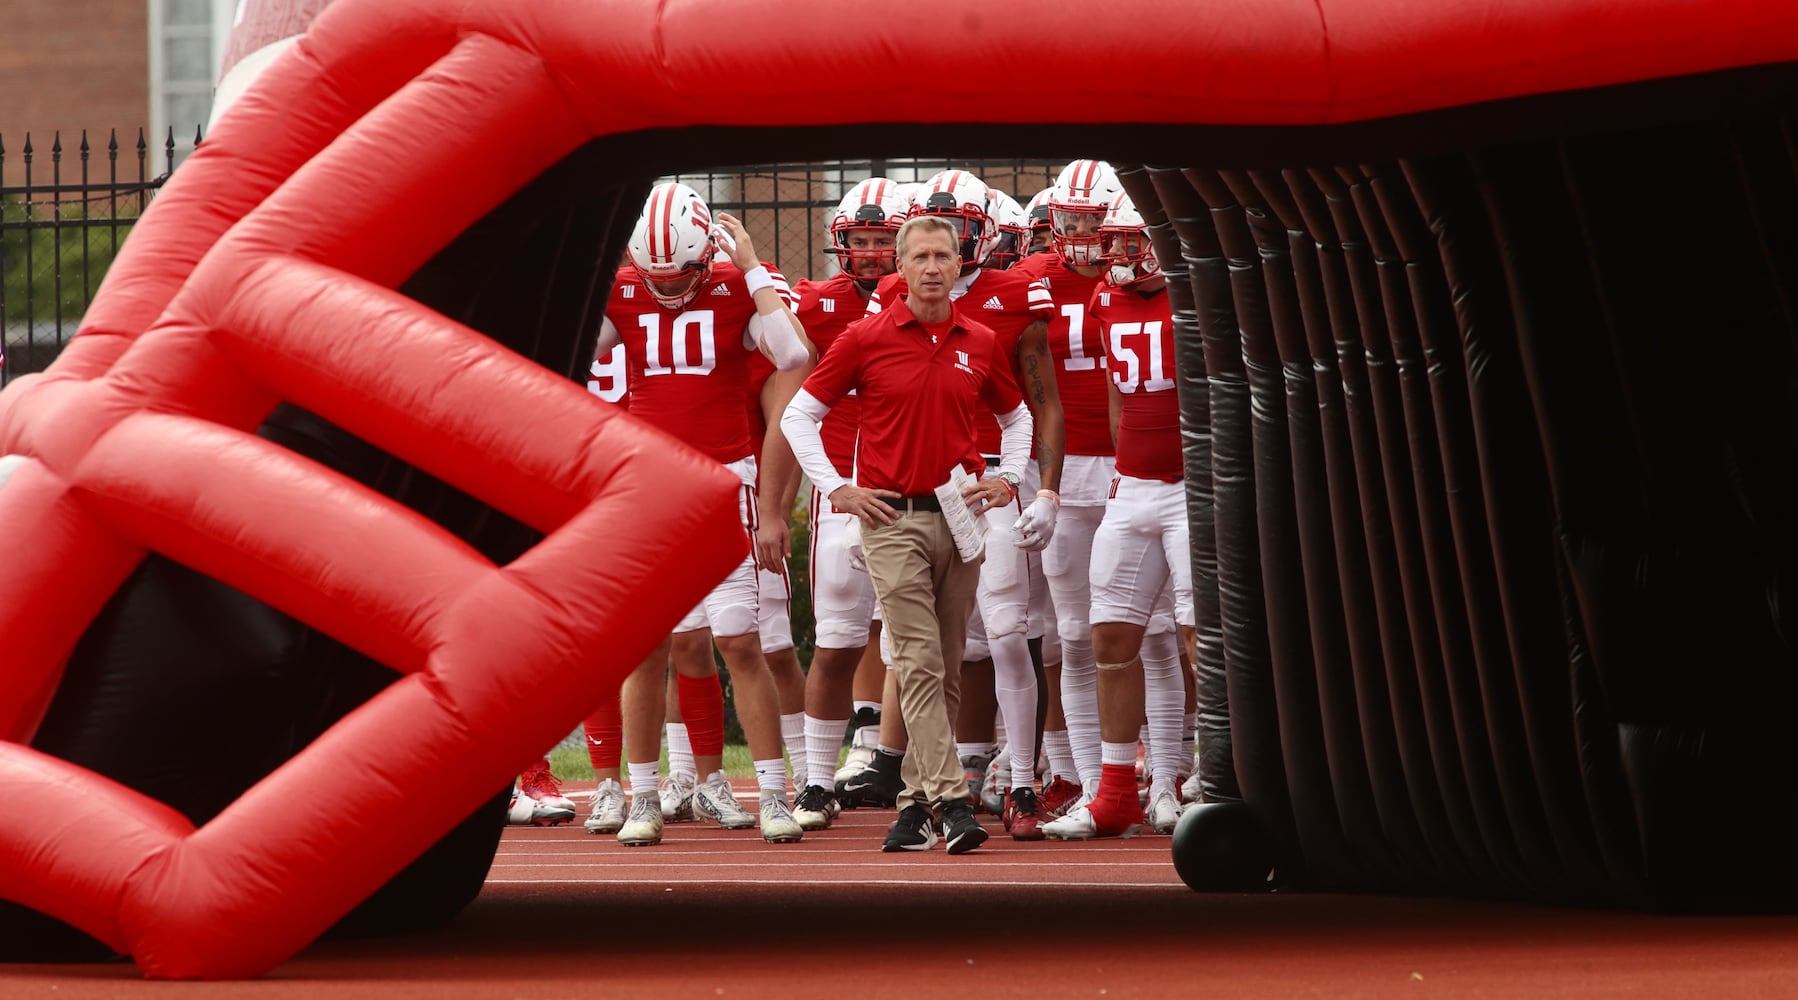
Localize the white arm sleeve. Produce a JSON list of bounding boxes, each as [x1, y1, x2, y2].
[[995, 401, 1033, 482], [751, 309, 811, 372], [781, 389, 850, 498]]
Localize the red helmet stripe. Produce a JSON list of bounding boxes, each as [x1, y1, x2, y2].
[[652, 183, 679, 261], [1077, 160, 1098, 196]]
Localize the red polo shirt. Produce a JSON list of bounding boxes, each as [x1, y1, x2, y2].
[[801, 296, 1024, 496]]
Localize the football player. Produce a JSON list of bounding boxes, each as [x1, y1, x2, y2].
[[595, 181, 814, 846], [785, 178, 911, 830], [1043, 191, 1192, 840], [1013, 160, 1124, 819]]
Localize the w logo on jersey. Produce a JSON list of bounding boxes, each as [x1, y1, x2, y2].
[[821, 299, 836, 313], [1100, 292, 1111, 307], [622, 285, 637, 298], [953, 349, 975, 375]]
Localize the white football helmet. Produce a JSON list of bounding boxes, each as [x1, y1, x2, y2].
[[826, 178, 908, 288], [1047, 160, 1124, 266], [627, 181, 718, 310], [984, 190, 1028, 270], [911, 169, 998, 266], [1098, 192, 1161, 288]]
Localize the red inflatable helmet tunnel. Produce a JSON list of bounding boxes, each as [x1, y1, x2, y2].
[[4, 0, 1798, 981]]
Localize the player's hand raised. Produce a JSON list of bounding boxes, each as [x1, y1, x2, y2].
[[713, 213, 761, 272]]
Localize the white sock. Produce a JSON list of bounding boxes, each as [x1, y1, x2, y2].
[[804, 715, 849, 790], [1042, 730, 1077, 782], [780, 712, 807, 790], [1060, 634, 1101, 792], [989, 631, 1037, 791], [753, 758, 787, 796], [1143, 630, 1185, 796], [628, 761, 659, 798], [1102, 741, 1139, 767], [666, 722, 694, 782]]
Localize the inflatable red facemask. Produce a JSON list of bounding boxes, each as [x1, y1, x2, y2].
[[0, 0, 751, 980]]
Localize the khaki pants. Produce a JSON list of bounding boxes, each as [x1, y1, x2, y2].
[[861, 510, 982, 813]]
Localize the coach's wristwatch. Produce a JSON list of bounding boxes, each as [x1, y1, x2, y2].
[[997, 471, 1021, 500]]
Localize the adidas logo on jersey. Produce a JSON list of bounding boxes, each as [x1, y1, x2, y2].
[[982, 296, 1004, 310], [710, 284, 732, 296], [822, 299, 836, 313]]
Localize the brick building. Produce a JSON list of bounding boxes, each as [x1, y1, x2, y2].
[[0, 0, 236, 177]]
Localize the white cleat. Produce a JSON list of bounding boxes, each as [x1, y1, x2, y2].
[[1043, 803, 1142, 841], [659, 772, 697, 823], [616, 794, 664, 847], [1180, 771, 1203, 806], [1043, 804, 1099, 841], [981, 752, 1010, 816], [695, 773, 758, 830], [507, 788, 576, 827], [834, 727, 879, 791], [584, 778, 626, 835], [1148, 788, 1183, 834], [760, 791, 804, 844]]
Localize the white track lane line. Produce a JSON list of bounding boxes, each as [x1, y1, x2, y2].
[[484, 878, 1183, 888], [488, 861, 1170, 868], [492, 849, 1167, 857]]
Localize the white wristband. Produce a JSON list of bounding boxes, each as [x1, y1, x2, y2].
[[743, 265, 775, 296]]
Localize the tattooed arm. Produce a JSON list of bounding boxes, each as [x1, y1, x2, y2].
[[1015, 319, 1064, 493]]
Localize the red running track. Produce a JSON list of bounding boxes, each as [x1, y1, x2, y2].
[[5, 778, 1798, 997]]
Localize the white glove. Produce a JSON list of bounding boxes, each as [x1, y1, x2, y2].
[[1013, 494, 1058, 552], [846, 517, 868, 573]]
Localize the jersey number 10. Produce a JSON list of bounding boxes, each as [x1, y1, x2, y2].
[[638, 311, 717, 377]]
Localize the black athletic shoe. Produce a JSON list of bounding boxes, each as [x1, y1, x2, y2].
[[882, 804, 938, 852], [847, 705, 880, 741], [840, 751, 902, 809], [792, 783, 840, 831], [942, 798, 989, 855]]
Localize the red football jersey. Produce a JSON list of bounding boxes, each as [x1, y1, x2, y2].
[[605, 259, 789, 465], [1014, 253, 1112, 456], [1091, 283, 1181, 482], [793, 273, 869, 479], [867, 267, 1051, 455]]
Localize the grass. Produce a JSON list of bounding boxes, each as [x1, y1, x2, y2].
[[548, 744, 851, 782]]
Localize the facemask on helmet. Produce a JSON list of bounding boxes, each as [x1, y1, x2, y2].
[[826, 178, 906, 289], [984, 190, 1028, 270], [627, 181, 718, 310], [1047, 160, 1123, 267], [1097, 192, 1161, 288], [912, 170, 998, 267]]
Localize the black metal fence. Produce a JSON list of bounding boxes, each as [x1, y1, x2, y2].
[[0, 129, 187, 388], [0, 148, 1060, 389]]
